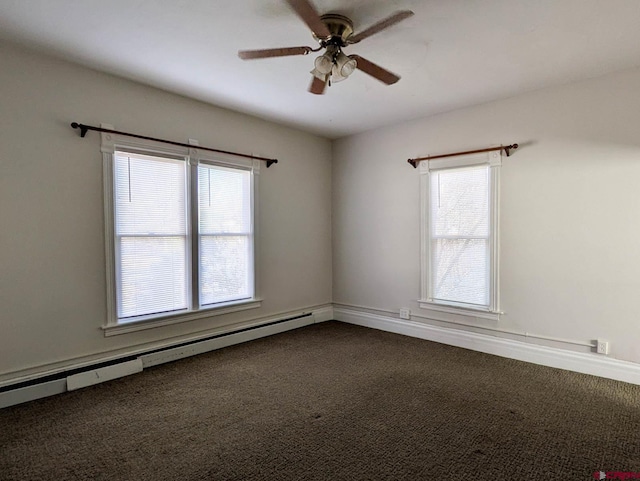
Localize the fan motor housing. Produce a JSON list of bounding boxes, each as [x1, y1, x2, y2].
[[313, 14, 354, 44]]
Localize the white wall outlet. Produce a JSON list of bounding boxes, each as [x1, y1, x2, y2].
[[596, 340, 609, 355], [399, 308, 411, 320]]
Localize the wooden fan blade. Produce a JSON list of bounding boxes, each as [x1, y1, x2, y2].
[[351, 55, 400, 85], [348, 10, 414, 44], [285, 0, 331, 38], [238, 46, 311, 60], [309, 75, 328, 95]]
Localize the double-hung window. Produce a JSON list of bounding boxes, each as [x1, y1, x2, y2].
[[419, 150, 501, 319], [197, 163, 253, 307], [114, 151, 190, 319], [102, 126, 260, 332]]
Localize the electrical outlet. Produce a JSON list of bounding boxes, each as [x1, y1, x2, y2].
[[399, 308, 411, 320], [596, 340, 609, 355]]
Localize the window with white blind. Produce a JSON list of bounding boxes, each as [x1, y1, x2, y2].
[[419, 150, 501, 319], [114, 152, 189, 319], [102, 128, 260, 332], [198, 164, 253, 307]]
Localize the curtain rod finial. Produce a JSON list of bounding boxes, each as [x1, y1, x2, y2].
[[504, 143, 518, 157], [408, 158, 418, 168], [71, 122, 89, 138]]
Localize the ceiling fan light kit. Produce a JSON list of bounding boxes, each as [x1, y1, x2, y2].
[[313, 46, 337, 76], [238, 0, 413, 95], [331, 52, 357, 82], [310, 46, 356, 84]]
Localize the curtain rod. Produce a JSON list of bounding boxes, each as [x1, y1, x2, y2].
[[70, 122, 278, 167], [407, 144, 518, 168]]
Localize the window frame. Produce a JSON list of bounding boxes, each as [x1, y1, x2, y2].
[[113, 150, 191, 320], [418, 149, 501, 320], [196, 161, 255, 309], [101, 125, 261, 335]]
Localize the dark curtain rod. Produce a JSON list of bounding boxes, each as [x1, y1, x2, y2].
[[70, 122, 278, 167], [408, 144, 518, 168]]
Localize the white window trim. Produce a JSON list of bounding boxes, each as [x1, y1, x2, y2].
[[418, 149, 501, 320], [101, 124, 261, 335]]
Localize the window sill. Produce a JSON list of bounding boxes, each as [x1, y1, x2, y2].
[[102, 299, 262, 337], [418, 300, 501, 321]]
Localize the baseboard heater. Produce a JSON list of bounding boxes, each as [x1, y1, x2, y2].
[[0, 313, 315, 409]]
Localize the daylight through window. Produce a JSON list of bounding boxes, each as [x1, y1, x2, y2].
[[103, 137, 259, 328], [419, 151, 500, 317]]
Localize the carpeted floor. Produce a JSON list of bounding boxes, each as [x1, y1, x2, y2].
[[1, 321, 639, 480]]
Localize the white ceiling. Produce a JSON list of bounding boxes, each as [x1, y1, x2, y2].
[[1, 0, 640, 139]]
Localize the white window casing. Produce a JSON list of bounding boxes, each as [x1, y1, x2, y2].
[[101, 125, 261, 335], [418, 149, 501, 320]]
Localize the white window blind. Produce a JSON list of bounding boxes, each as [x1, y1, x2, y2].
[[198, 164, 252, 306], [114, 151, 188, 319], [430, 165, 490, 307], [103, 129, 260, 331]]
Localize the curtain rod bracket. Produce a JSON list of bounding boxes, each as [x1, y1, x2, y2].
[[71, 122, 89, 138], [69, 122, 279, 167]]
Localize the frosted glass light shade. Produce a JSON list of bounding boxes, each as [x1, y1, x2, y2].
[[310, 68, 328, 80], [314, 52, 333, 75], [332, 52, 357, 82]]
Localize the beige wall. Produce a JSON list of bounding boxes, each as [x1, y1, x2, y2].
[[0, 42, 332, 382], [333, 67, 640, 365], [3, 39, 640, 385]]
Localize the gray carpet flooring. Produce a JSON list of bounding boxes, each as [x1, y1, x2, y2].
[[1, 321, 639, 480]]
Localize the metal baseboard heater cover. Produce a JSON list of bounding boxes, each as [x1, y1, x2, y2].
[[66, 359, 143, 391], [0, 312, 316, 409]]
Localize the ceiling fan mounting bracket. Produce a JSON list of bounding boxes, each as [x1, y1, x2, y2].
[[312, 14, 354, 45]]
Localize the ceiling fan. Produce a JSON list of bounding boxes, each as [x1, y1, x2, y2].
[[238, 0, 414, 94]]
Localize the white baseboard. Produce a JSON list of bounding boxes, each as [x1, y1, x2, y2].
[[334, 307, 640, 386], [0, 306, 326, 409], [140, 313, 316, 368], [313, 305, 334, 323], [10, 303, 634, 409]]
